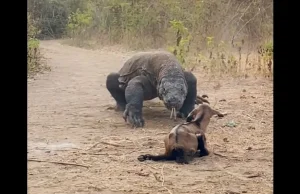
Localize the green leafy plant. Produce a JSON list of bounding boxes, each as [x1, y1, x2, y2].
[[27, 0, 273, 79], [257, 40, 273, 77], [206, 36, 214, 59], [167, 20, 192, 68], [67, 8, 93, 38], [28, 13, 43, 75]]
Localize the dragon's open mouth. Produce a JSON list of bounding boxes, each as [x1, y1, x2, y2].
[[170, 107, 177, 120]]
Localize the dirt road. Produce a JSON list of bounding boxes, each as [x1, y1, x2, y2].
[[28, 40, 273, 194]]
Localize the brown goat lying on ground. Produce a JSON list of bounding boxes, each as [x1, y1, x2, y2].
[[137, 104, 224, 164]]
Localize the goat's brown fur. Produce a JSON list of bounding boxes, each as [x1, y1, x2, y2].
[[137, 104, 224, 164], [186, 104, 224, 133]]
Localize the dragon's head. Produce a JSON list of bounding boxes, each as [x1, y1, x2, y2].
[[158, 76, 187, 111]]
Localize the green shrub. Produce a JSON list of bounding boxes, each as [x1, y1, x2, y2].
[[28, 0, 273, 78], [27, 13, 44, 76], [167, 20, 192, 68]]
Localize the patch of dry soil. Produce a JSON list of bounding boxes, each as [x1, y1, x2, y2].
[[28, 40, 273, 194]]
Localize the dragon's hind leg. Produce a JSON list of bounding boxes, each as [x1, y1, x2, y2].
[[106, 73, 127, 111]]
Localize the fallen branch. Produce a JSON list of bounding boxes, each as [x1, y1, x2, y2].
[[165, 187, 173, 194], [156, 132, 168, 135], [153, 173, 161, 182], [88, 186, 103, 192], [84, 153, 109, 156], [28, 159, 90, 168], [136, 172, 150, 177], [199, 169, 220, 172], [99, 141, 123, 147], [86, 142, 101, 150], [150, 165, 173, 194], [141, 163, 159, 170], [161, 164, 165, 186], [246, 174, 261, 178], [219, 112, 228, 116], [213, 152, 228, 158], [127, 170, 150, 177]]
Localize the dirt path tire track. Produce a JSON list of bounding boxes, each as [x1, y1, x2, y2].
[[28, 40, 273, 194]]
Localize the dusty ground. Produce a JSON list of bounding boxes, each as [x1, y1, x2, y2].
[[28, 40, 273, 194]]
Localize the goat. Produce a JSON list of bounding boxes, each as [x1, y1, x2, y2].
[[138, 104, 224, 164]]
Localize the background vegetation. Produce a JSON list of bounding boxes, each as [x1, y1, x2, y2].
[[27, 0, 273, 78], [28, 12, 44, 77]]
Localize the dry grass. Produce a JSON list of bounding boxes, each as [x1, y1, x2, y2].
[[28, 0, 273, 78]]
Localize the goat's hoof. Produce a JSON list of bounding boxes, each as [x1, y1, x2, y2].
[[137, 155, 146, 162]]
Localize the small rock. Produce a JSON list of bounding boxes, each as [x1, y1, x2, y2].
[[225, 121, 237, 128], [225, 191, 240, 194], [223, 138, 229, 142], [242, 191, 247, 193], [219, 99, 226, 102], [45, 150, 51, 153], [240, 95, 246, 99], [149, 146, 153, 148], [213, 83, 221, 90], [242, 89, 246, 92], [246, 147, 252, 150]]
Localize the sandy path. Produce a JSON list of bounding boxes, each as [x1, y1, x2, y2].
[[28, 40, 273, 194]]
